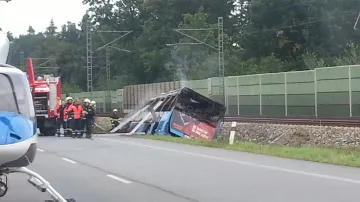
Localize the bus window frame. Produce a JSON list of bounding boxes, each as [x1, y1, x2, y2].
[[174, 95, 225, 123]]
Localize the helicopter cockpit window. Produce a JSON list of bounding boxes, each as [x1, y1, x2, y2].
[[0, 74, 19, 114], [10, 73, 36, 119]]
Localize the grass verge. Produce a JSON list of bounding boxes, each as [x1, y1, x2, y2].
[[136, 135, 360, 168]]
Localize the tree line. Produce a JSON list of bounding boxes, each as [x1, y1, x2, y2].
[[2, 0, 360, 93]]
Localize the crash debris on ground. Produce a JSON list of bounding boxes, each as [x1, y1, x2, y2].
[[96, 87, 226, 141]]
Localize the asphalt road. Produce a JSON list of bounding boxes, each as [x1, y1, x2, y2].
[[3, 135, 360, 202]]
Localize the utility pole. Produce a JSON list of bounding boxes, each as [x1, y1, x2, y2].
[[105, 47, 111, 111], [94, 29, 132, 112], [166, 17, 225, 105], [20, 51, 25, 71], [95, 30, 133, 87], [86, 19, 93, 98], [106, 48, 110, 87], [218, 17, 225, 104], [85, 15, 132, 111]]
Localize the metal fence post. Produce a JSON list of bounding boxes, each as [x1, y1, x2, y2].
[[237, 76, 240, 115], [121, 91, 124, 113], [103, 93, 106, 113], [259, 75, 262, 116], [284, 72, 288, 116], [224, 77, 228, 115], [349, 66, 352, 117], [314, 69, 318, 117], [207, 78, 212, 98]]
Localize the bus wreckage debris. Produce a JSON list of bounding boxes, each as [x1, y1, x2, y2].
[[0, 167, 75, 202], [111, 87, 226, 141]]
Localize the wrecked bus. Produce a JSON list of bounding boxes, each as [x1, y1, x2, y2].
[[111, 87, 226, 141]]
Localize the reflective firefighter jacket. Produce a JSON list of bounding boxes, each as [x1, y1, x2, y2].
[[54, 105, 64, 120], [74, 104, 83, 120], [110, 113, 120, 124], [65, 104, 75, 120]]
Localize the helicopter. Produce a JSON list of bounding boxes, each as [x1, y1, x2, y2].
[[0, 32, 75, 201]]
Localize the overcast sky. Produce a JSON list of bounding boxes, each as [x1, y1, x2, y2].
[[0, 0, 88, 36]]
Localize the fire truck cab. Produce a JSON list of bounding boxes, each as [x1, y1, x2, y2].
[[27, 58, 61, 136]]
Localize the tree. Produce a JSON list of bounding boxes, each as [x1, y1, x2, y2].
[[166, 8, 219, 80], [27, 26, 35, 35], [4, 0, 360, 93], [6, 32, 14, 42], [45, 19, 57, 36], [239, 0, 360, 69]]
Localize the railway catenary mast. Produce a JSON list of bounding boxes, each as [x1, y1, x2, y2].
[[166, 17, 225, 107], [86, 15, 132, 109], [86, 18, 93, 95], [20, 51, 25, 71]]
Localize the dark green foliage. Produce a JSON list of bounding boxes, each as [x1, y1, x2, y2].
[[5, 0, 360, 93]]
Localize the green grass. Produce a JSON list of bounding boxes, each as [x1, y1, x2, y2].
[[136, 135, 360, 168]]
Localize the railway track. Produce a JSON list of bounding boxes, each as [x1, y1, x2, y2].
[[96, 113, 360, 127], [224, 116, 360, 127]]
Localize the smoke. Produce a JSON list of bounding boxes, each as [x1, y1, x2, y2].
[[199, 52, 219, 78], [122, 49, 219, 121], [166, 53, 188, 88], [165, 48, 220, 94]]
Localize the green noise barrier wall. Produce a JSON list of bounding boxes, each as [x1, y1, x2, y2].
[[63, 65, 360, 117]]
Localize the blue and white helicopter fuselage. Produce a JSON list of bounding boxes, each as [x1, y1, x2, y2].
[[0, 68, 37, 168], [0, 32, 74, 202]]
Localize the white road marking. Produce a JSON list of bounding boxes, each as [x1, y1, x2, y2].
[[37, 148, 45, 152], [106, 174, 132, 184], [100, 138, 360, 185], [93, 134, 122, 137], [62, 158, 77, 164]]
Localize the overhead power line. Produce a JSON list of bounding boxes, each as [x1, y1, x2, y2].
[[255, 0, 360, 14], [240, 11, 359, 36], [166, 17, 226, 106], [354, 12, 360, 29], [260, 0, 316, 13]]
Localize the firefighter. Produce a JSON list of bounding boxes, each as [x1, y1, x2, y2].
[[81, 98, 91, 136], [54, 100, 65, 137], [90, 100, 96, 109], [83, 99, 96, 139], [110, 109, 120, 130], [64, 97, 75, 137], [73, 99, 84, 138]]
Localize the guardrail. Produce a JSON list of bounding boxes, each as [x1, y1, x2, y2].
[[96, 113, 360, 127]]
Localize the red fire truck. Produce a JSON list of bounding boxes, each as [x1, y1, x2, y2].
[[27, 57, 61, 136]]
